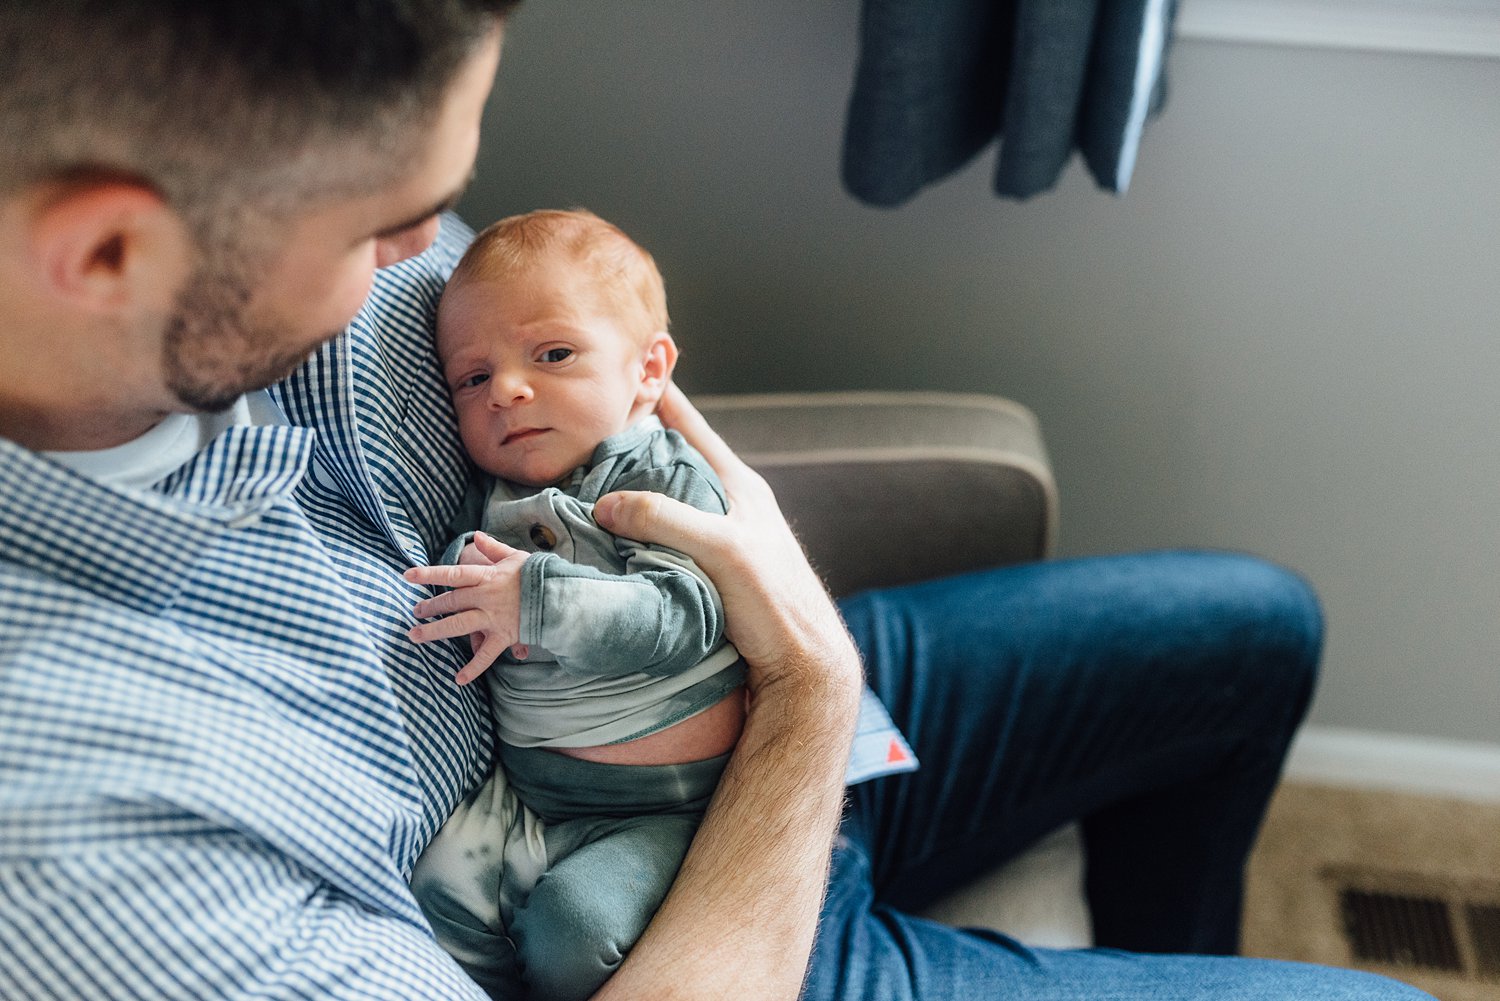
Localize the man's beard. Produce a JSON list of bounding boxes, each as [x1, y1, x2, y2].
[[161, 252, 337, 414]]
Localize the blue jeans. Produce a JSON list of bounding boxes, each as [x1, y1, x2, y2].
[[808, 551, 1431, 1000]]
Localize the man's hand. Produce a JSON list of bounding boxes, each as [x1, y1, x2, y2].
[[594, 384, 862, 702], [404, 531, 529, 684], [588, 384, 863, 1001]]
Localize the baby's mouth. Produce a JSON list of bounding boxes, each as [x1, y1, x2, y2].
[[502, 427, 548, 445]]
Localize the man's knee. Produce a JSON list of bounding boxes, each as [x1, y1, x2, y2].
[[1159, 551, 1323, 702], [1208, 552, 1323, 705]]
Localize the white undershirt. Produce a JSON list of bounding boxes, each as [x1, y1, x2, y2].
[[43, 390, 285, 491]]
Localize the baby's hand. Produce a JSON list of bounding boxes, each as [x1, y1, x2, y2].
[[405, 532, 529, 685]]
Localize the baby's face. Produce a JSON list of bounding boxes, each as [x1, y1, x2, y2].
[[437, 257, 655, 486]]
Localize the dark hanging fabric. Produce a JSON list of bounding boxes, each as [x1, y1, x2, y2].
[[842, 0, 1178, 207]]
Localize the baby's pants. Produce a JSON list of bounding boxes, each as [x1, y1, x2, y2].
[[411, 743, 727, 1001]]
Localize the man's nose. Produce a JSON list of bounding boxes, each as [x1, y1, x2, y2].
[[374, 216, 442, 270]]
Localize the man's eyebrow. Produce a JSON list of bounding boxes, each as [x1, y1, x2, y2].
[[374, 169, 476, 239]]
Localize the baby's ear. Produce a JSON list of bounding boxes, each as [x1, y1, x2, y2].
[[637, 331, 679, 404]]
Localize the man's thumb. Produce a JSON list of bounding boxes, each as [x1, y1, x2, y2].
[[595, 490, 717, 554]]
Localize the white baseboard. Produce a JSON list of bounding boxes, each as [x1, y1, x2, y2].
[[1286, 725, 1500, 802], [1177, 0, 1500, 60]]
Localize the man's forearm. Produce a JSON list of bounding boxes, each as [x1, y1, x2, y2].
[[593, 642, 862, 1000], [587, 384, 867, 999]]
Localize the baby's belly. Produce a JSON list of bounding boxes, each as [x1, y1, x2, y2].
[[553, 687, 747, 765]]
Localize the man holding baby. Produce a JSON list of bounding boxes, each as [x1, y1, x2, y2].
[[0, 4, 1430, 1000]]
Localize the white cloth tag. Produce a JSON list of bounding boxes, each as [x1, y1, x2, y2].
[[845, 686, 919, 786]]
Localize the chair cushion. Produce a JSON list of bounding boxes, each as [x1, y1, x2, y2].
[[696, 391, 1057, 598]]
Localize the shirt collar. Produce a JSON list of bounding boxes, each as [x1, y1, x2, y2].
[[0, 424, 314, 615], [589, 415, 665, 465]]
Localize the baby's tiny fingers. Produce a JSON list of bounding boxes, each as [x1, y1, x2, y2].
[[471, 531, 526, 562], [455, 637, 506, 685], [405, 564, 488, 588], [413, 590, 467, 619], [454, 660, 486, 685], [408, 609, 488, 644]]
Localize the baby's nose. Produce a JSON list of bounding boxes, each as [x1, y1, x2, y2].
[[489, 373, 533, 407]]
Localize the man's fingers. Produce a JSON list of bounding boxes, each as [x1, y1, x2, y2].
[[594, 488, 724, 559], [656, 384, 752, 492]]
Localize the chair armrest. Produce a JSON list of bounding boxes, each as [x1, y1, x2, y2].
[[701, 391, 1083, 943], [700, 391, 1087, 946], [694, 391, 1058, 598]]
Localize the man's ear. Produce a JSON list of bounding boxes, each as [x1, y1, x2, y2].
[[636, 330, 679, 407], [24, 180, 191, 316]]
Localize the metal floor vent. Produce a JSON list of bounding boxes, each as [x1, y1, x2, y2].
[[1331, 870, 1500, 983], [1467, 903, 1500, 979], [1340, 889, 1462, 972]]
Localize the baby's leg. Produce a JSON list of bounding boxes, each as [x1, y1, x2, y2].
[[411, 770, 541, 1000], [510, 813, 699, 1001]]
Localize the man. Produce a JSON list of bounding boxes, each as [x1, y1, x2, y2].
[[1, 4, 856, 998], [0, 3, 1429, 1000]]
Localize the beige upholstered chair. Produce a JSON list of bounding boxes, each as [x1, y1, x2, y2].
[[699, 391, 1092, 948]]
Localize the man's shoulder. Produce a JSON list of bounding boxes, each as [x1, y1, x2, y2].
[[0, 564, 233, 770], [2, 560, 177, 645], [0, 562, 256, 699]]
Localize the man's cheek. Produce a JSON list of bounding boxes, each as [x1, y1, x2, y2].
[[300, 252, 379, 338], [334, 264, 378, 330]]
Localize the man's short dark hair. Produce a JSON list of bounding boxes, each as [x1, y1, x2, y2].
[[0, 1, 519, 223]]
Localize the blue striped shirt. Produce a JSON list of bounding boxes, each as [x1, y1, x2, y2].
[[0, 214, 907, 999]]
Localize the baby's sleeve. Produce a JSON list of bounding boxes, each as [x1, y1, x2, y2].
[[517, 458, 730, 677]]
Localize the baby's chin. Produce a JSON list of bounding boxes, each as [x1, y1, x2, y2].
[[490, 456, 575, 488]]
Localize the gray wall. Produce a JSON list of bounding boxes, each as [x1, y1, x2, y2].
[[460, 2, 1500, 744]]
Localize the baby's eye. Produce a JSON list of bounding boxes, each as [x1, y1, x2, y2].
[[457, 372, 490, 390], [538, 347, 573, 364]]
